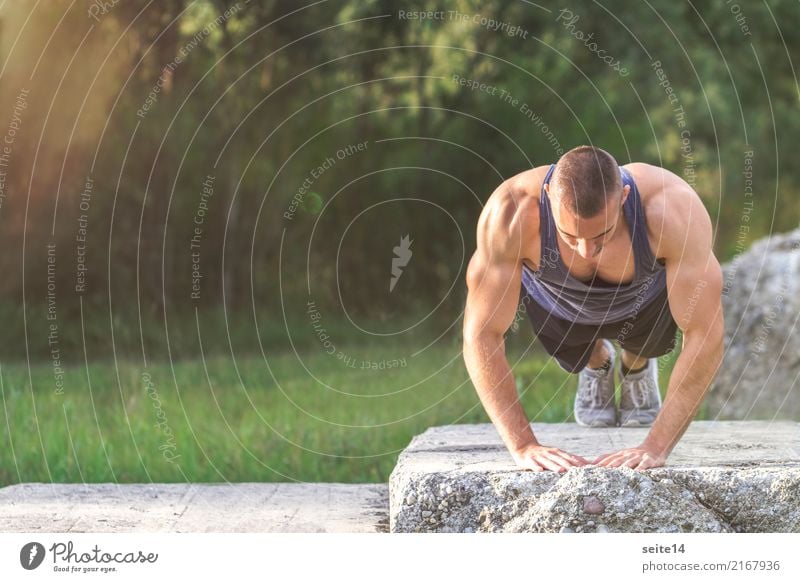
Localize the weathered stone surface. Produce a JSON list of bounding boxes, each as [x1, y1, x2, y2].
[[710, 227, 800, 420], [389, 421, 800, 533], [0, 483, 389, 533]]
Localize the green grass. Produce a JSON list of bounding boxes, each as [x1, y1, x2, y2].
[[0, 334, 689, 486]]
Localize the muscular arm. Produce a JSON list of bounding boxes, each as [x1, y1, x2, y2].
[[593, 179, 724, 470], [640, 186, 725, 460], [463, 189, 534, 454], [463, 185, 588, 471]]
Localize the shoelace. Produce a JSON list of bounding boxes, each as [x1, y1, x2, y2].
[[628, 377, 652, 408], [580, 372, 611, 407]]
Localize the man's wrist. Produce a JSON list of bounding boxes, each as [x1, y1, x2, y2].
[[640, 437, 670, 460], [509, 438, 541, 457]]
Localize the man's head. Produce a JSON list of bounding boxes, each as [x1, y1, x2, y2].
[[544, 145, 630, 259]]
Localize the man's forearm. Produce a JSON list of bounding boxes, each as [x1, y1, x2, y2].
[[642, 332, 723, 459], [463, 335, 538, 454]]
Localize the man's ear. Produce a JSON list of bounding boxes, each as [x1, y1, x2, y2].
[[620, 184, 631, 207]]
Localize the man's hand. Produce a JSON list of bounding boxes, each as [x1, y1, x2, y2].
[[512, 443, 591, 473], [591, 444, 667, 471]]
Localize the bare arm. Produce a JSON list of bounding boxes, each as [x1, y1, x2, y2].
[[641, 188, 724, 460], [463, 186, 588, 472], [594, 180, 724, 470]]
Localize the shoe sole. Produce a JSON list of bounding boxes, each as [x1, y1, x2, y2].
[[619, 418, 654, 427], [575, 416, 616, 428]]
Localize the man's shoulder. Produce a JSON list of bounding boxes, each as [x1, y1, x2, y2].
[[507, 163, 553, 189], [494, 164, 551, 202], [488, 164, 552, 218], [478, 165, 550, 258], [625, 162, 711, 259]]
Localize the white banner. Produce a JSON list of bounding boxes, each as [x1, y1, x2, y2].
[[1, 533, 798, 581]]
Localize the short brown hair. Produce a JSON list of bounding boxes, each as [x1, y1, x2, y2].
[[550, 146, 622, 218]]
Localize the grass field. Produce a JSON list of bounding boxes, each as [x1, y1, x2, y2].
[[0, 331, 687, 486]]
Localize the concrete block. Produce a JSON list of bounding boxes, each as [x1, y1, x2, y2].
[[0, 483, 389, 533], [389, 421, 800, 533]]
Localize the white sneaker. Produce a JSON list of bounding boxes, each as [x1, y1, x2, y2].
[[574, 339, 616, 428], [618, 359, 662, 427]]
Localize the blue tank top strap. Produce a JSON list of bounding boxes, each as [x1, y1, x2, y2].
[[537, 164, 559, 275], [621, 167, 659, 274]]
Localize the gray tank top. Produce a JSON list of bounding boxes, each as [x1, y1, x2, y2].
[[521, 164, 667, 324]]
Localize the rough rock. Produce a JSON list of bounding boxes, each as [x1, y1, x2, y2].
[[710, 227, 800, 419], [389, 421, 800, 533]]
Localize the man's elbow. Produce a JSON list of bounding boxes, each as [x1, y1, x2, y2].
[[683, 317, 724, 366], [707, 329, 724, 371], [463, 328, 492, 348], [462, 327, 503, 356], [707, 305, 725, 361]]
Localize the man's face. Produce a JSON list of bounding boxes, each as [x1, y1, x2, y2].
[[547, 185, 628, 260]]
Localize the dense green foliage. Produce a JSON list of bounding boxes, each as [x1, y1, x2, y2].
[[0, 1, 797, 361]]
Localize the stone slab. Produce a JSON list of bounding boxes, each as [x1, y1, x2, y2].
[[389, 421, 800, 533], [0, 483, 389, 533]]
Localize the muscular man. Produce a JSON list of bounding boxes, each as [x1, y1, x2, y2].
[[462, 146, 724, 473]]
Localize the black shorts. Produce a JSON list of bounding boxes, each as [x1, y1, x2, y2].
[[520, 284, 679, 374]]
